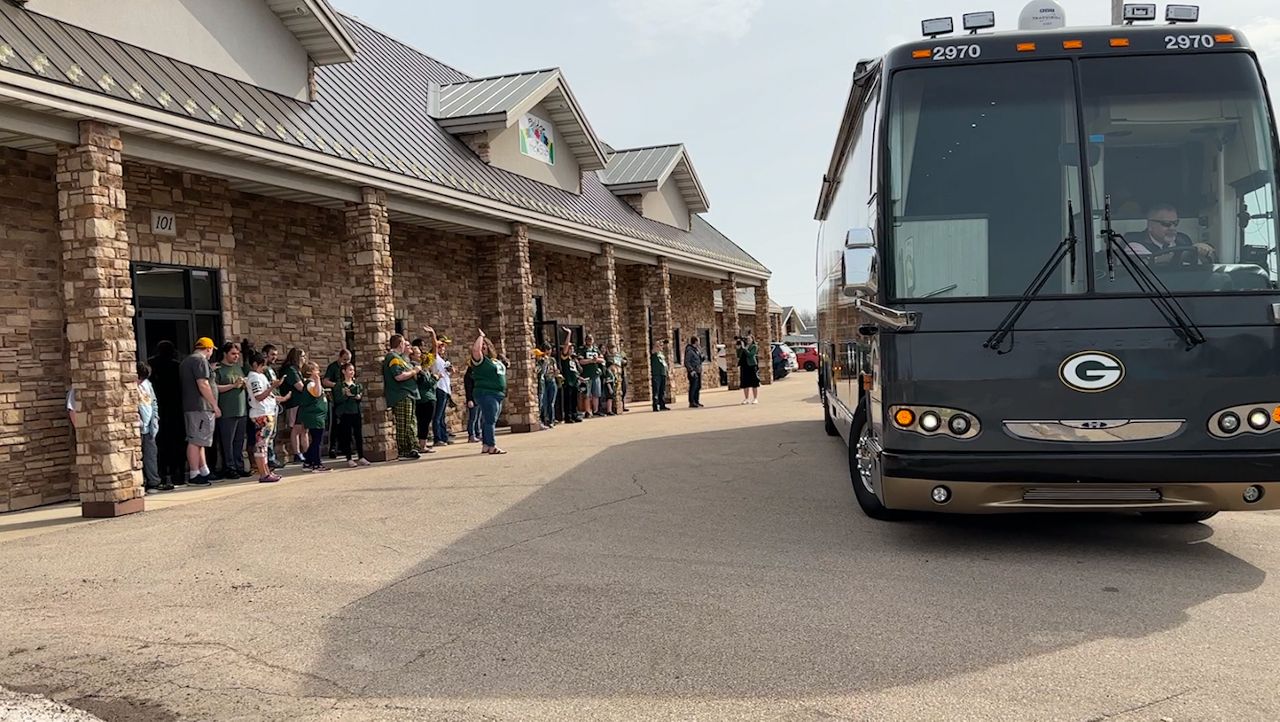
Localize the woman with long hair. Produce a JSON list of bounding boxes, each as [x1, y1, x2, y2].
[[737, 331, 761, 405], [279, 347, 309, 463], [470, 329, 507, 455]]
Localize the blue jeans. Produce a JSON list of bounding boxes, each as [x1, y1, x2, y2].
[[540, 379, 558, 425], [467, 402, 482, 439], [477, 392, 504, 448], [433, 387, 451, 443]]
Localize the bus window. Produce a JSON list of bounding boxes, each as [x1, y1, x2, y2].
[[886, 60, 1085, 300], [1080, 53, 1279, 293]]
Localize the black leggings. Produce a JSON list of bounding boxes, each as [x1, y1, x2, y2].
[[415, 398, 435, 441], [335, 413, 364, 460]]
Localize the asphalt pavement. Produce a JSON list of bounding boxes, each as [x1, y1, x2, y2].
[[0, 376, 1277, 721]]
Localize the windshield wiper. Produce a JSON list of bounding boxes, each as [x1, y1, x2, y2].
[[984, 200, 1079, 353], [1099, 194, 1206, 350]]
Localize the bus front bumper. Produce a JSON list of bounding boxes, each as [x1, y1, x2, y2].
[[879, 451, 1280, 513]]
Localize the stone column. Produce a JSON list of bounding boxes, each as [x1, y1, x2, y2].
[[477, 235, 505, 355], [624, 265, 651, 403], [498, 223, 538, 433], [344, 187, 396, 461], [720, 274, 740, 390], [57, 121, 143, 518], [754, 280, 774, 385], [596, 243, 622, 350], [650, 257, 675, 405]]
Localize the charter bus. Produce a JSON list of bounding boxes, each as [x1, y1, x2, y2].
[[814, 6, 1280, 522]]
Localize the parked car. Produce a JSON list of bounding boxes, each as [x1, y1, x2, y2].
[[771, 343, 790, 379], [772, 342, 797, 371], [794, 344, 819, 372]]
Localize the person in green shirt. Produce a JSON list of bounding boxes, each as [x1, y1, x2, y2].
[[579, 334, 605, 418], [214, 342, 250, 477], [382, 334, 421, 459], [737, 331, 761, 404], [650, 338, 671, 412], [559, 328, 582, 423], [322, 349, 351, 460], [297, 361, 330, 471], [470, 329, 508, 454], [279, 347, 308, 464], [409, 342, 438, 454], [332, 361, 371, 467]]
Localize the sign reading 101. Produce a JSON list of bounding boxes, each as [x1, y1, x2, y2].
[[151, 210, 176, 237]]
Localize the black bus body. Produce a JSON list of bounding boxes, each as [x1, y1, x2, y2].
[[814, 23, 1280, 521]]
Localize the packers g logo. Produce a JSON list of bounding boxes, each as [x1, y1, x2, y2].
[[1059, 351, 1124, 393]]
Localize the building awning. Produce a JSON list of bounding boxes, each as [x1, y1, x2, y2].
[[429, 68, 609, 171], [599, 143, 709, 213], [264, 0, 357, 65]]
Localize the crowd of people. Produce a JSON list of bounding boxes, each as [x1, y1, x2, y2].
[[97, 323, 764, 493]]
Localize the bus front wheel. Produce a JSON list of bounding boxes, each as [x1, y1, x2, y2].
[[850, 405, 903, 521], [1141, 511, 1218, 524]]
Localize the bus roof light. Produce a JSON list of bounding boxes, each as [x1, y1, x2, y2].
[[1016, 42, 1036, 52], [1122, 3, 1156, 24], [1062, 39, 1084, 50], [911, 49, 932, 59], [921, 17, 954, 38], [1166, 4, 1199, 23], [1215, 33, 1236, 44], [962, 11, 995, 34], [1110, 37, 1131, 47]]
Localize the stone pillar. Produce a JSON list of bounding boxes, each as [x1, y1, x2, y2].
[[650, 257, 675, 405], [57, 121, 143, 518], [596, 243, 622, 350], [344, 187, 396, 461], [720, 274, 740, 390], [625, 265, 651, 403], [754, 280, 774, 385], [478, 235, 505, 354], [498, 224, 538, 433]]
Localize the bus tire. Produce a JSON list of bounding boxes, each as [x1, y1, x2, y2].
[[1141, 511, 1218, 524], [849, 403, 903, 521], [822, 392, 838, 437]]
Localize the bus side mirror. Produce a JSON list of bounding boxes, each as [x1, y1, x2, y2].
[[842, 227, 878, 298]]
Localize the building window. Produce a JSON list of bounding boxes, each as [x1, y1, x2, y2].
[[563, 324, 584, 349], [394, 317, 405, 336], [672, 328, 682, 363], [343, 317, 355, 361], [532, 296, 545, 348], [131, 263, 223, 362], [699, 328, 712, 361]]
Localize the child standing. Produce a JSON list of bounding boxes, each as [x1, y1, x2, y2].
[[297, 361, 330, 472], [334, 362, 371, 467], [463, 359, 481, 442], [246, 353, 282, 483], [137, 362, 166, 491]]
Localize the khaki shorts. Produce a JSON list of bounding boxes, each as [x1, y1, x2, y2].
[[184, 411, 215, 447]]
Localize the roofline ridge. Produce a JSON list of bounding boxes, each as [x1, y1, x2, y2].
[[609, 142, 685, 154], [440, 67, 561, 87]]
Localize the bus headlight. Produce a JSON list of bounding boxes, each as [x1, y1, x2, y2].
[[889, 406, 980, 439], [1209, 404, 1280, 437]]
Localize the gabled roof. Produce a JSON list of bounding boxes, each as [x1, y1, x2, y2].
[[714, 288, 783, 315], [599, 143, 710, 213], [264, 0, 357, 65], [0, 5, 768, 275], [429, 68, 609, 171]]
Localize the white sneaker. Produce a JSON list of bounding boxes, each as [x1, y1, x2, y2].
[[752, 399, 759, 404], [357, 458, 372, 466], [740, 400, 749, 405], [347, 459, 358, 468]]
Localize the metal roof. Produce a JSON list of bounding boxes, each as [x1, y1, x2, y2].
[[599, 143, 710, 213], [0, 4, 768, 274], [264, 0, 357, 66], [430, 68, 609, 171], [713, 288, 783, 315]]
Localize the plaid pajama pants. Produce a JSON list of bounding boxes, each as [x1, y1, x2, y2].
[[393, 397, 417, 454]]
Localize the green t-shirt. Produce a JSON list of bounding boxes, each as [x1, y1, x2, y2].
[[382, 352, 419, 406], [214, 364, 247, 417], [297, 380, 328, 429], [560, 352, 579, 384], [472, 356, 507, 396], [580, 346, 603, 379], [280, 365, 303, 408], [650, 351, 668, 379], [415, 367, 437, 399], [323, 361, 344, 388], [334, 381, 363, 416]]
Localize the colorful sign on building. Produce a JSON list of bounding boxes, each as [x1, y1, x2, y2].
[[518, 112, 555, 165]]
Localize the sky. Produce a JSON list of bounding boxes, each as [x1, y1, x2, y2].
[[330, 1, 1280, 313]]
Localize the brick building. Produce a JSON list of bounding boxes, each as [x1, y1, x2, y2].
[[0, 1, 771, 515]]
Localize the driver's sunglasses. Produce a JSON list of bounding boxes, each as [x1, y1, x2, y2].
[[1149, 219, 1179, 228]]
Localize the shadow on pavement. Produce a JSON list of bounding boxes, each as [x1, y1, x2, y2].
[[309, 419, 1264, 700]]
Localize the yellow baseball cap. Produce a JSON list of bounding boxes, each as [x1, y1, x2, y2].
[[195, 337, 216, 350]]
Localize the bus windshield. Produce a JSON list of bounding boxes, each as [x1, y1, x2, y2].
[[886, 53, 1279, 300], [1081, 53, 1279, 293]]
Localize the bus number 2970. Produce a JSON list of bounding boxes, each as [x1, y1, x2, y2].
[[1166, 34, 1216, 50], [933, 44, 981, 61]]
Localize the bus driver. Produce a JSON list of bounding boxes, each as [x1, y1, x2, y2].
[[1124, 202, 1217, 265]]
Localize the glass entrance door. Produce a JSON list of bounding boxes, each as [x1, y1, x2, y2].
[[132, 263, 223, 360]]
